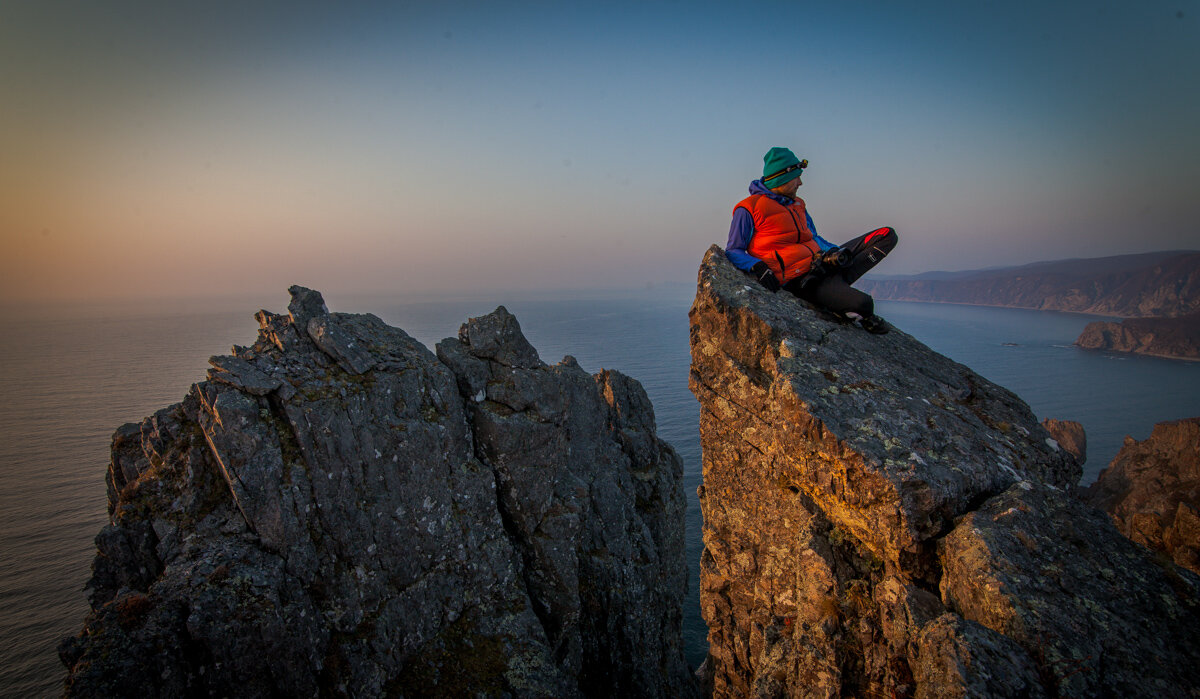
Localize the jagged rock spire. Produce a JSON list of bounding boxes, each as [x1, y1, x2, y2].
[[61, 289, 696, 698]]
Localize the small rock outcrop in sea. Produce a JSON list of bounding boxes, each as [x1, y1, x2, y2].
[[689, 245, 1200, 698], [1040, 418, 1087, 465], [1085, 417, 1200, 576], [60, 287, 695, 698], [1075, 311, 1200, 361]]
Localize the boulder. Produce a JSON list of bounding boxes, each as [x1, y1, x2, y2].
[[1040, 418, 1087, 465], [689, 245, 1200, 698], [61, 286, 696, 698]]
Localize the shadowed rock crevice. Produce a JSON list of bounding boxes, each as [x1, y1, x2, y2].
[[62, 288, 696, 698], [690, 245, 1200, 698]]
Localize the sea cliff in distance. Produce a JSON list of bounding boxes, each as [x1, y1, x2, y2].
[[857, 250, 1200, 360], [1075, 312, 1200, 361]]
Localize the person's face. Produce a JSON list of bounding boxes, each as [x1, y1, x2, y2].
[[776, 175, 802, 198]]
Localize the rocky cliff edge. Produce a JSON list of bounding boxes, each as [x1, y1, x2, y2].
[[60, 286, 695, 698], [689, 245, 1200, 698], [1086, 417, 1200, 576]]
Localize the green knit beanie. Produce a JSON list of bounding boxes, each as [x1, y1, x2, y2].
[[762, 146, 806, 188]]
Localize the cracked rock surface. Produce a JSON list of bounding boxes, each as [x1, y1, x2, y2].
[[689, 245, 1200, 698], [60, 288, 695, 698]]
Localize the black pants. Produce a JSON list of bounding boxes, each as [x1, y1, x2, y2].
[[784, 227, 898, 318]]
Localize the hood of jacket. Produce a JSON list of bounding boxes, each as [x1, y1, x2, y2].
[[748, 179, 797, 206]]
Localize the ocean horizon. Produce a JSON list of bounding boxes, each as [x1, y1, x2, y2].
[[4, 289, 1200, 697]]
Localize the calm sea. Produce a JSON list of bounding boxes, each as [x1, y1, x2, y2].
[[3, 290, 1199, 697]]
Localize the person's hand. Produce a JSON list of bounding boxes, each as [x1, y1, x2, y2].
[[751, 262, 781, 292], [821, 246, 849, 268], [807, 254, 826, 278]]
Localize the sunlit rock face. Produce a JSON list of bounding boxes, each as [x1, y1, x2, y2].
[[689, 245, 1200, 698], [60, 287, 696, 698], [1085, 417, 1200, 576]]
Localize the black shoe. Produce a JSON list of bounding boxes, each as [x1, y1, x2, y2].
[[860, 315, 889, 334]]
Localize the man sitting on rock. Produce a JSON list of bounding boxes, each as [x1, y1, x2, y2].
[[726, 146, 898, 334]]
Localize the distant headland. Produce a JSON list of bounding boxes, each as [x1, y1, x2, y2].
[[858, 250, 1200, 360]]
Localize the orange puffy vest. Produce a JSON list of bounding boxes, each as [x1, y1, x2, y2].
[[734, 194, 821, 284]]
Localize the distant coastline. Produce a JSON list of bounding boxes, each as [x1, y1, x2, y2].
[[860, 250, 1200, 360]]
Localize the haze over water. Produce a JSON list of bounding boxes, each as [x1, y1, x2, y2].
[[4, 291, 1199, 696]]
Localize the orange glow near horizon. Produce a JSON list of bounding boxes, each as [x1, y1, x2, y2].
[[3, 2, 1198, 305]]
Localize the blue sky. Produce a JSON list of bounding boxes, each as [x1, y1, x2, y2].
[[2, 1, 1197, 301]]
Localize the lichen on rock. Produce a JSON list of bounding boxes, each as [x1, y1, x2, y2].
[[689, 245, 1200, 698]]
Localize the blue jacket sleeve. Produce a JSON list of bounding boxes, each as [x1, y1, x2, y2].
[[808, 211, 834, 251], [725, 207, 763, 271]]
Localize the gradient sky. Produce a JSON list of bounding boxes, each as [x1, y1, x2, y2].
[[2, 0, 1197, 302]]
